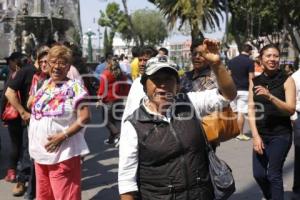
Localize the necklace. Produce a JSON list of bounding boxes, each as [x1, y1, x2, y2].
[[32, 79, 72, 119]]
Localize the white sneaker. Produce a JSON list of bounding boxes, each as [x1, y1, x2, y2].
[[114, 136, 120, 148], [236, 134, 251, 141]]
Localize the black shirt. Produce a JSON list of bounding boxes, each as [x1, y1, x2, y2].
[[228, 54, 254, 91], [252, 70, 292, 136], [7, 64, 36, 111]]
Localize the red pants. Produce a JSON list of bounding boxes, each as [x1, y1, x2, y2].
[[35, 156, 81, 200]]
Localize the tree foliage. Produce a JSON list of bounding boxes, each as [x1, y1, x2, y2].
[[103, 28, 111, 55], [121, 0, 141, 45], [130, 9, 168, 46], [228, 0, 300, 55], [148, 0, 225, 41], [98, 2, 168, 47], [98, 2, 130, 53]]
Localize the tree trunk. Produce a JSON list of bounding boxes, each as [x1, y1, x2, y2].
[[283, 9, 300, 65], [121, 0, 141, 46], [190, 19, 204, 42], [108, 30, 115, 54], [230, 15, 243, 53], [103, 28, 109, 55]]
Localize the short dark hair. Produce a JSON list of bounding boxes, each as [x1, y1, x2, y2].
[[105, 52, 113, 61], [138, 46, 158, 57], [242, 44, 253, 53], [120, 53, 125, 60], [15, 54, 29, 68], [131, 46, 140, 57], [159, 47, 169, 56], [190, 38, 205, 52], [36, 45, 49, 61]]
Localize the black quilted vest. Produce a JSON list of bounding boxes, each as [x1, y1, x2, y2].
[[128, 93, 214, 200]]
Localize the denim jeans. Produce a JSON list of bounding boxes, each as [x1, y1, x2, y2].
[[6, 118, 23, 169], [293, 115, 300, 194], [18, 126, 35, 198], [253, 134, 292, 200]]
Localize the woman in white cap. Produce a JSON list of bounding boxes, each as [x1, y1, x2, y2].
[[118, 39, 237, 200]]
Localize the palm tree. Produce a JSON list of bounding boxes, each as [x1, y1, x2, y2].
[[121, 0, 143, 45], [148, 0, 225, 41]]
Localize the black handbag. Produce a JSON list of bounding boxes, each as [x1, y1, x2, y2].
[[200, 122, 236, 200]]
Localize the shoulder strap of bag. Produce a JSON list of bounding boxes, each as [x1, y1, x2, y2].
[[184, 93, 213, 153]]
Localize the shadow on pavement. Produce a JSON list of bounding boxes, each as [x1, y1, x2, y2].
[[81, 107, 120, 199], [229, 160, 294, 200], [90, 184, 119, 200]]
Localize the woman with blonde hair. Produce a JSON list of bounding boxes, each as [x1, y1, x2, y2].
[[28, 45, 90, 200]]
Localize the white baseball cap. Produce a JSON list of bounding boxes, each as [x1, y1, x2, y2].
[[144, 55, 178, 75]]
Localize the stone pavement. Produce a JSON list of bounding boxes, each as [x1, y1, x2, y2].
[[0, 108, 295, 199]]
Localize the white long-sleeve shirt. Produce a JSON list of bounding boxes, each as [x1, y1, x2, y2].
[[291, 69, 300, 120], [118, 88, 229, 194], [121, 77, 145, 122]]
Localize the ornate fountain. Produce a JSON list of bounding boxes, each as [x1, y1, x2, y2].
[[0, 0, 82, 58]]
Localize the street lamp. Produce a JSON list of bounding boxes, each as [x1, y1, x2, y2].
[[85, 28, 95, 63]]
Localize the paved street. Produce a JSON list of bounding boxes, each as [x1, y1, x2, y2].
[[0, 107, 295, 200]]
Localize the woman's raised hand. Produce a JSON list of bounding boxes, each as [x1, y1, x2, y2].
[[201, 39, 221, 66]]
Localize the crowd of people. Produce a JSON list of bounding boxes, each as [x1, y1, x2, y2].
[[0, 36, 299, 200]]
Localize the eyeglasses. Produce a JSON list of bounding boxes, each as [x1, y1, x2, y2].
[[38, 60, 47, 65], [192, 51, 203, 57], [48, 60, 68, 68]]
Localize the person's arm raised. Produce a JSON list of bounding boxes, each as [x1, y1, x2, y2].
[[201, 39, 237, 101]]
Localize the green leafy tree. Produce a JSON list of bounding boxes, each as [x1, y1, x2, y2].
[[228, 0, 279, 50], [98, 2, 130, 52], [121, 0, 141, 45], [228, 0, 300, 56], [129, 9, 168, 46], [279, 0, 300, 66], [103, 28, 111, 55], [148, 0, 225, 41]]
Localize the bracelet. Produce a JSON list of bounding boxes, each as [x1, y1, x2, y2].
[[63, 129, 69, 140]]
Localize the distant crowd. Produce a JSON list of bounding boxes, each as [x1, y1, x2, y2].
[[0, 38, 299, 200]]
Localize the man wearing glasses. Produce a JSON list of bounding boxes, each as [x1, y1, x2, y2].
[[180, 38, 218, 93]]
